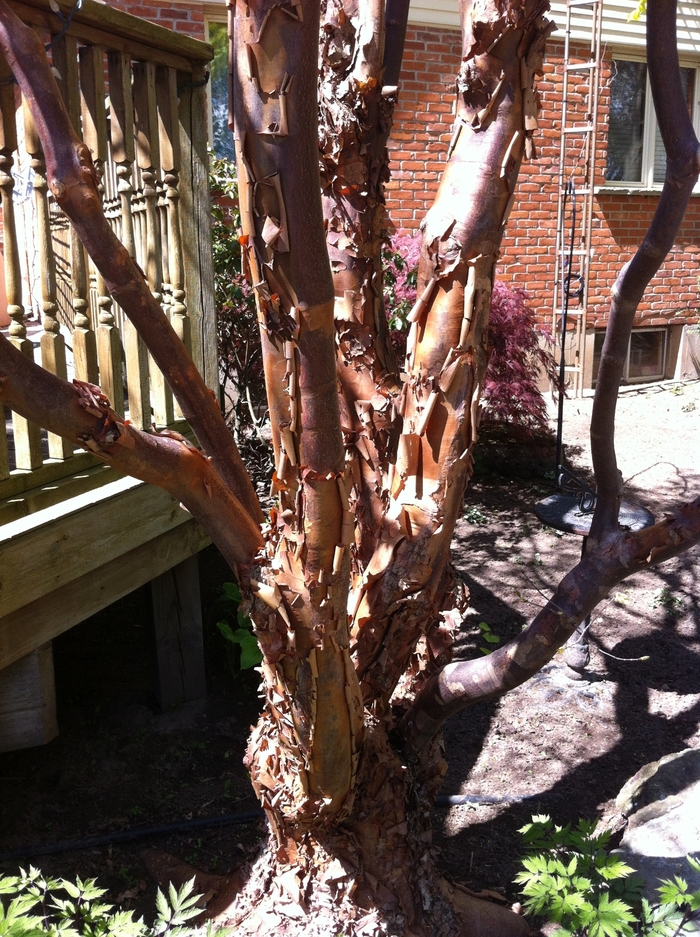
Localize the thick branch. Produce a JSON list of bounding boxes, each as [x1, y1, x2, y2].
[[0, 334, 264, 569], [319, 0, 406, 562], [400, 499, 700, 754], [383, 0, 411, 88], [0, 2, 263, 525], [589, 0, 700, 537], [232, 0, 363, 820], [352, 0, 554, 710]]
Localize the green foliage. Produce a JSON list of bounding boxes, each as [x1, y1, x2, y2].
[[464, 505, 489, 526], [627, 0, 646, 21], [0, 870, 230, 937], [215, 582, 262, 672], [477, 621, 501, 655], [651, 587, 685, 615], [516, 816, 700, 936]]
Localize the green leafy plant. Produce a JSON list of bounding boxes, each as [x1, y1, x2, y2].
[[478, 621, 501, 655], [216, 582, 263, 672], [515, 815, 700, 936], [652, 588, 685, 616], [464, 505, 489, 526], [0, 869, 231, 936]]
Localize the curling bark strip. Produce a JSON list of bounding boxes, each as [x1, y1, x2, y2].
[[400, 497, 700, 753], [0, 2, 262, 526], [319, 0, 407, 561], [0, 334, 263, 568], [231, 0, 363, 820], [352, 0, 554, 710], [589, 0, 700, 539]]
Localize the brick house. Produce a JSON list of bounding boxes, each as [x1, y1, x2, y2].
[[110, 0, 700, 387]]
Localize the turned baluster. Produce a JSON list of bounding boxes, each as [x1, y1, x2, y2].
[[0, 55, 29, 475], [53, 35, 99, 386], [108, 51, 150, 430], [80, 43, 124, 416], [157, 65, 190, 419], [157, 67, 189, 348], [133, 60, 173, 427], [23, 91, 71, 460]]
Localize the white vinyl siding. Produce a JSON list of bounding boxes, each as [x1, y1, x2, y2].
[[410, 0, 700, 55], [408, 0, 459, 28]]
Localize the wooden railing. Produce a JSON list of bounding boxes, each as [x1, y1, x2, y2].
[[0, 0, 217, 524]]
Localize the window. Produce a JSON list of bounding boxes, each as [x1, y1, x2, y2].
[[592, 328, 668, 384], [605, 59, 698, 187], [207, 22, 234, 160]]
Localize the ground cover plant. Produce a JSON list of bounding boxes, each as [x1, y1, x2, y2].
[[516, 816, 700, 936], [0, 0, 698, 933]]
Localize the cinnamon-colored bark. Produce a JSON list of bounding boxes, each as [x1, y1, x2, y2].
[[400, 0, 700, 757], [231, 0, 363, 819], [318, 0, 405, 560], [351, 0, 554, 712], [0, 333, 263, 568]]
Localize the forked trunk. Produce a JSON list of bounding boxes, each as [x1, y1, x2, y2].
[[223, 0, 549, 932], [4, 0, 698, 932]]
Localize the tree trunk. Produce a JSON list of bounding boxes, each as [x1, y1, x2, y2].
[[2, 0, 699, 932], [221, 0, 550, 932]]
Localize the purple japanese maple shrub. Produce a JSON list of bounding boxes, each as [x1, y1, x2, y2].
[[482, 281, 558, 435], [383, 231, 556, 434]]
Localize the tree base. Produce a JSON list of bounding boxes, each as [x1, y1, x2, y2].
[[214, 722, 529, 936]]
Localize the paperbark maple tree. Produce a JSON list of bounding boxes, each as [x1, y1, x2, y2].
[[0, 0, 698, 933]]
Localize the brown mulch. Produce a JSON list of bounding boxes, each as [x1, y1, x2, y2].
[[0, 380, 697, 928]]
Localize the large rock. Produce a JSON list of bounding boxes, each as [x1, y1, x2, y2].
[[616, 749, 700, 817], [615, 750, 700, 932]]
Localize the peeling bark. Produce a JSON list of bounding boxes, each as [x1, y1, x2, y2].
[[230, 0, 363, 823], [352, 0, 554, 714], [2, 0, 698, 932], [318, 0, 407, 562]]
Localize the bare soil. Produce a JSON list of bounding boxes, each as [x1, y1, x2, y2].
[[0, 379, 698, 932]]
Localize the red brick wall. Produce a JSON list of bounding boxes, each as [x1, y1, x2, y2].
[[385, 25, 460, 227], [385, 25, 700, 331], [109, 0, 206, 41]]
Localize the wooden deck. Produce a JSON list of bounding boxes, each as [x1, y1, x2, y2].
[[0, 0, 218, 750]]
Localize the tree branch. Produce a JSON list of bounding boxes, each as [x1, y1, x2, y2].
[[399, 498, 700, 754], [0, 1, 263, 525], [589, 0, 700, 538], [383, 0, 411, 88], [0, 334, 264, 569], [231, 0, 364, 819], [399, 0, 700, 755]]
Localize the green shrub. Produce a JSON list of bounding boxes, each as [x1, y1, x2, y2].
[[515, 814, 700, 936], [0, 869, 231, 936]]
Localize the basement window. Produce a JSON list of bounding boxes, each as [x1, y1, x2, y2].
[[593, 328, 668, 384]]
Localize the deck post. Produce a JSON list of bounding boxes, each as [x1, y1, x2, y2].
[[0, 643, 58, 753], [150, 555, 207, 711]]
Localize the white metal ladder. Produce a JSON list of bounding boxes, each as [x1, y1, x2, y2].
[[552, 0, 604, 396]]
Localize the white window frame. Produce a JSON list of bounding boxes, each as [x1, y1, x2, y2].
[[605, 54, 700, 191], [593, 326, 668, 384]]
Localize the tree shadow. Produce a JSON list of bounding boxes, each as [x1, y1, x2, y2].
[[432, 574, 700, 896]]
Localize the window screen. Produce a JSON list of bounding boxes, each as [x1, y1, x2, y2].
[[606, 60, 647, 183], [653, 68, 695, 184]]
